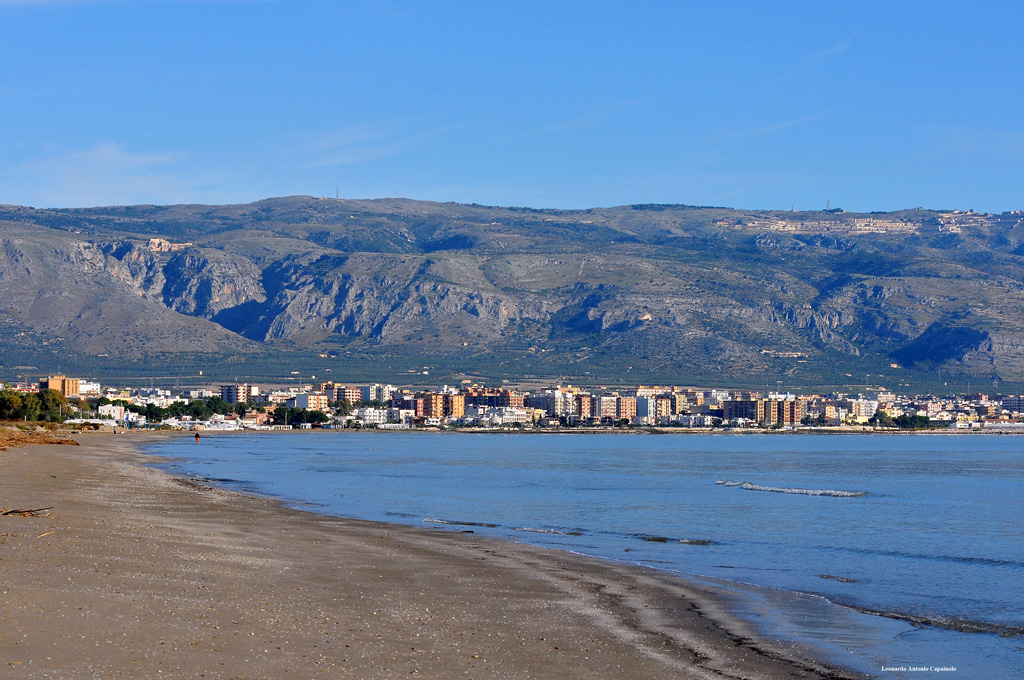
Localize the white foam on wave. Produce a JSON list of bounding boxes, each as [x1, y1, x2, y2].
[[512, 526, 583, 536], [423, 517, 499, 527], [716, 480, 867, 497]]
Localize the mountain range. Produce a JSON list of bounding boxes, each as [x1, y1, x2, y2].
[[2, 196, 1023, 390]]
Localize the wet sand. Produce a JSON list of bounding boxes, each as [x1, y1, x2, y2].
[[0, 432, 863, 679]]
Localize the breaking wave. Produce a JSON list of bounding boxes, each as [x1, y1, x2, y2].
[[512, 526, 584, 536], [423, 517, 499, 528], [634, 534, 721, 545], [716, 480, 867, 497]]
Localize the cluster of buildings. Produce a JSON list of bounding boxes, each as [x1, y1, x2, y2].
[[758, 217, 922, 234], [18, 375, 103, 400], [10, 374, 1024, 432], [738, 210, 1016, 236], [146, 237, 193, 252]]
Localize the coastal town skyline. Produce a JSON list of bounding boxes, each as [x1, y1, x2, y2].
[[6, 372, 1022, 432]]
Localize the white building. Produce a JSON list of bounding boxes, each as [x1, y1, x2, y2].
[[675, 413, 714, 428], [525, 388, 577, 418], [848, 399, 879, 420], [387, 407, 416, 424], [78, 381, 102, 397], [353, 407, 388, 426], [132, 395, 188, 408], [361, 383, 396, 403], [463, 406, 529, 427], [184, 388, 214, 399], [98, 404, 126, 421]]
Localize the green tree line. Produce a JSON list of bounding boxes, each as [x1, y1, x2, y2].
[[3, 385, 338, 427], [0, 387, 75, 422], [869, 410, 933, 429], [103, 396, 330, 427], [99, 395, 236, 423]]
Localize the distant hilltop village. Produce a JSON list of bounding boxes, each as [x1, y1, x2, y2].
[[5, 374, 1024, 433], [146, 237, 192, 252], [746, 210, 1022, 235]]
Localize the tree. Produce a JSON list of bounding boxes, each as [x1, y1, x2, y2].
[[272, 406, 302, 427], [189, 400, 213, 420], [869, 409, 896, 428], [895, 414, 931, 429], [336, 398, 353, 417], [206, 396, 233, 415], [38, 389, 68, 422], [0, 388, 23, 420], [17, 393, 41, 421], [306, 410, 329, 424], [144, 402, 165, 422]]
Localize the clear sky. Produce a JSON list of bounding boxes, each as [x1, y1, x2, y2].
[[1, 0, 1022, 212]]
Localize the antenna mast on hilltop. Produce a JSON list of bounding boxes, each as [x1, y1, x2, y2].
[[826, 199, 831, 211], [336, 186, 339, 200]]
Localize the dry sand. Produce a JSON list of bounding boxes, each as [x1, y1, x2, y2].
[[0, 431, 863, 679]]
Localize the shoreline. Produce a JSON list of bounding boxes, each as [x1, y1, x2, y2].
[[1, 431, 865, 679], [94, 424, 1024, 436]]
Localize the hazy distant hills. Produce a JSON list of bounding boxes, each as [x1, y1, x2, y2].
[[2, 196, 1024, 389]]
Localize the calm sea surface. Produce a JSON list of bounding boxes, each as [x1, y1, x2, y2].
[[145, 432, 1024, 678]]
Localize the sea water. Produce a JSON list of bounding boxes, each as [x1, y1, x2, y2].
[[146, 432, 1024, 678]]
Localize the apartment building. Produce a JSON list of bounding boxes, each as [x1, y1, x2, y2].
[[361, 383, 396, 403], [463, 389, 525, 409], [616, 396, 637, 423], [722, 398, 803, 425], [334, 386, 362, 404], [40, 375, 80, 399], [421, 392, 445, 419], [288, 393, 329, 411], [443, 393, 465, 418], [221, 383, 259, 405], [589, 395, 617, 421], [575, 393, 592, 420], [1001, 396, 1024, 414]]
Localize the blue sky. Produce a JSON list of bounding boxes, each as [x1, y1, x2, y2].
[[1, 0, 1022, 211]]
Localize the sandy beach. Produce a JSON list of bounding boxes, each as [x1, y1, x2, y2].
[[0, 431, 863, 679]]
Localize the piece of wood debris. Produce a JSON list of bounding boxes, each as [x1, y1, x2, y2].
[[2, 507, 54, 517]]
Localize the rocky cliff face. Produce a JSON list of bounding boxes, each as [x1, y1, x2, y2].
[[2, 197, 1023, 385], [0, 233, 255, 356]]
